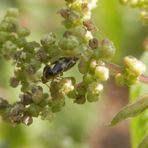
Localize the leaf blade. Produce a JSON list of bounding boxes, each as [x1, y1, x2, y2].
[[110, 95, 148, 126]]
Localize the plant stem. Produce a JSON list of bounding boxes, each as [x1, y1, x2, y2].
[[105, 61, 148, 85]]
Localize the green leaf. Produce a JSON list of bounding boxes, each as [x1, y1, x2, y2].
[[110, 95, 148, 126], [130, 51, 148, 148]]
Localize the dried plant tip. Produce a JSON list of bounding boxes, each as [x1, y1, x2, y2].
[[58, 8, 70, 19], [89, 38, 99, 49], [83, 20, 98, 31], [22, 115, 33, 125], [20, 93, 32, 105], [9, 77, 20, 87], [81, 3, 89, 12], [0, 97, 9, 109]]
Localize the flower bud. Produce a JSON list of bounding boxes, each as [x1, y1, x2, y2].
[[72, 26, 87, 43], [124, 56, 146, 76], [88, 82, 104, 95], [87, 92, 100, 102], [27, 104, 41, 117], [16, 37, 27, 48], [86, 82, 103, 102], [51, 98, 65, 113], [50, 81, 61, 98], [9, 77, 20, 88], [35, 48, 49, 63], [20, 93, 32, 105], [89, 38, 99, 49], [0, 97, 9, 109], [83, 73, 94, 84], [59, 36, 79, 51], [95, 66, 109, 81], [67, 90, 77, 99], [4, 17, 18, 29], [83, 20, 97, 31], [17, 26, 30, 37], [69, 11, 81, 24], [31, 86, 44, 104], [89, 59, 97, 70], [74, 95, 86, 104], [10, 102, 25, 116], [115, 73, 125, 86], [100, 38, 116, 58], [76, 82, 87, 96], [22, 115, 33, 125], [78, 60, 89, 74], [40, 107, 54, 121], [2, 40, 17, 59], [40, 32, 56, 47], [5, 8, 19, 18], [59, 7, 70, 19], [59, 78, 75, 95]]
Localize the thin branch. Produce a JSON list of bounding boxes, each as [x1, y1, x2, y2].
[[105, 61, 148, 85]]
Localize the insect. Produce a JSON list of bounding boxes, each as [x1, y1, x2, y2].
[[42, 57, 78, 83]]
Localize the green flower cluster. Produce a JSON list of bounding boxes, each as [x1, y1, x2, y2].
[[0, 0, 146, 126], [76, 38, 115, 103], [0, 8, 57, 125], [0, 1, 116, 125], [119, 0, 148, 25], [115, 56, 146, 86], [57, 0, 116, 103]]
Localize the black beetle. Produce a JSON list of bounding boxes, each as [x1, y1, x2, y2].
[[42, 57, 78, 83]]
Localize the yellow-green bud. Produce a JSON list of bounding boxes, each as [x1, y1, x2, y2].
[[94, 66, 109, 81], [17, 26, 30, 37], [60, 78, 75, 95], [124, 56, 146, 76], [115, 73, 125, 86], [87, 82, 103, 102], [100, 38, 116, 58], [27, 104, 41, 117], [83, 73, 94, 84], [72, 26, 87, 43], [87, 92, 100, 102], [89, 59, 97, 70], [88, 82, 104, 95], [59, 36, 79, 51]]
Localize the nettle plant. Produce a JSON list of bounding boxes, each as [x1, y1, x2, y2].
[[0, 0, 148, 147]]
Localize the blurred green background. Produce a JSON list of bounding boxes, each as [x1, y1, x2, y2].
[[0, 0, 147, 148]]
